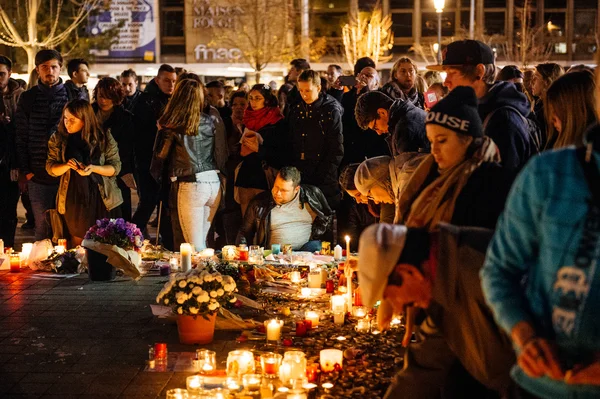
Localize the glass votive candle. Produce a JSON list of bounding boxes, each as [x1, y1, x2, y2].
[[271, 244, 281, 255], [186, 375, 203, 394], [290, 271, 302, 283], [242, 374, 262, 393], [9, 253, 21, 273], [238, 247, 249, 261], [196, 349, 216, 375], [280, 351, 307, 386], [265, 319, 284, 343], [224, 377, 241, 391], [304, 310, 320, 328], [331, 295, 346, 313], [352, 306, 367, 318], [165, 388, 189, 399], [319, 349, 343, 372], [300, 287, 311, 298], [333, 311, 345, 325], [355, 318, 370, 332], [207, 388, 229, 399], [287, 388, 308, 399], [222, 245, 237, 261], [260, 352, 282, 377], [226, 350, 255, 378]]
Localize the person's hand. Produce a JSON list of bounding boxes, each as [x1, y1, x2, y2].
[[355, 75, 368, 92], [10, 169, 19, 182], [67, 159, 80, 170], [332, 78, 343, 90], [76, 165, 94, 176], [517, 337, 564, 380], [18, 172, 33, 192], [565, 362, 600, 385]]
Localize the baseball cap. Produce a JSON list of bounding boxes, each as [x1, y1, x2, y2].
[[426, 40, 495, 71], [357, 224, 408, 308]]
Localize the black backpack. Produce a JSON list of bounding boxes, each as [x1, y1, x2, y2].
[[482, 105, 543, 153]]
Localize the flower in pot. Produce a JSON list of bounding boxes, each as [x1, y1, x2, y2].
[[82, 218, 143, 281], [157, 270, 238, 344]]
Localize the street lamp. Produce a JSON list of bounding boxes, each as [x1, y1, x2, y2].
[[434, 0, 445, 64]]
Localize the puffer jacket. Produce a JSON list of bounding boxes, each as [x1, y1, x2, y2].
[[46, 131, 123, 214], [15, 79, 70, 185], [288, 93, 344, 207], [150, 113, 218, 182], [236, 184, 333, 247]]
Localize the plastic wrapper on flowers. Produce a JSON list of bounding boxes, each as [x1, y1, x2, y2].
[[81, 239, 142, 280]]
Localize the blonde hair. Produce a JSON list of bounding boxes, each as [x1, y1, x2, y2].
[[545, 70, 597, 149], [159, 78, 204, 136], [390, 57, 418, 82]]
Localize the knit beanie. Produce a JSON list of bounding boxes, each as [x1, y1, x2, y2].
[[354, 156, 392, 196], [425, 86, 482, 137]]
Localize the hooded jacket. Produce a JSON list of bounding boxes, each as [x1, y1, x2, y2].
[[288, 93, 344, 207], [386, 99, 429, 155], [132, 79, 170, 171], [478, 82, 536, 172], [236, 184, 333, 247]]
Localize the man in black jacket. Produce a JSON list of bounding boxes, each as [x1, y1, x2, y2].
[[120, 69, 142, 113], [427, 40, 537, 171], [236, 167, 332, 251], [15, 49, 70, 241], [283, 59, 310, 117], [131, 64, 176, 241], [288, 70, 344, 210], [64, 58, 90, 102]]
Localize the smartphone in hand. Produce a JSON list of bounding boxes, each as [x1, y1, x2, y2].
[[338, 75, 357, 87], [424, 90, 440, 109], [73, 159, 84, 170]]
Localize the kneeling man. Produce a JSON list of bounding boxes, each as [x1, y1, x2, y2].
[[236, 166, 332, 252]]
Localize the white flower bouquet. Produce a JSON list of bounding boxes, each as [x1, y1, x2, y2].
[[156, 269, 237, 318]]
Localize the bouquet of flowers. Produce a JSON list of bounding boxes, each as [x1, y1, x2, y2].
[[82, 218, 144, 279], [156, 269, 237, 318], [84, 218, 143, 251]]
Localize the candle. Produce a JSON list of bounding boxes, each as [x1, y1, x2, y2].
[[287, 390, 308, 399], [55, 245, 65, 255], [355, 318, 370, 332], [295, 321, 307, 337], [243, 374, 262, 392], [21, 243, 33, 263], [304, 311, 320, 328], [180, 243, 192, 272], [333, 244, 343, 260], [307, 269, 321, 288], [226, 350, 255, 378], [271, 243, 281, 255], [186, 375, 203, 393], [260, 352, 282, 377], [345, 235, 350, 258], [10, 253, 20, 273], [305, 363, 319, 383], [352, 306, 367, 318], [300, 287, 311, 298], [290, 271, 302, 283], [196, 349, 216, 375], [238, 247, 249, 261], [165, 389, 188, 399], [279, 351, 307, 385], [199, 248, 214, 257], [331, 295, 346, 313], [222, 245, 237, 261], [265, 319, 283, 342], [333, 311, 345, 325], [169, 256, 179, 270], [225, 377, 240, 390], [319, 349, 343, 372]]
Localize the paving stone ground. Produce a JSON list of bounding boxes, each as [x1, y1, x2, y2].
[[2, 195, 242, 398]]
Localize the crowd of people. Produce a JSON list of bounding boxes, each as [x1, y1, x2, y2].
[[0, 39, 598, 398]]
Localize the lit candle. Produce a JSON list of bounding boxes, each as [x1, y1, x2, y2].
[[55, 245, 65, 255], [186, 375, 203, 393], [279, 351, 307, 385], [21, 243, 33, 263], [260, 352, 282, 377], [300, 287, 311, 298], [352, 306, 367, 318], [226, 350, 255, 378], [199, 248, 214, 257], [222, 245, 237, 261], [265, 319, 283, 342], [307, 268, 321, 288], [180, 243, 192, 272], [0, 239, 3, 254], [10, 253, 21, 273], [304, 311, 320, 327], [331, 295, 346, 313], [345, 235, 350, 258], [333, 311, 345, 325], [320, 349, 343, 372], [355, 318, 370, 332], [169, 257, 179, 271], [242, 374, 262, 392], [290, 271, 302, 283]]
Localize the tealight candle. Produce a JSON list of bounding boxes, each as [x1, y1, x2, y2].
[[180, 243, 192, 272], [319, 349, 343, 372], [355, 318, 370, 332], [199, 248, 214, 257], [290, 271, 302, 283], [304, 311, 320, 328], [279, 351, 307, 386], [242, 374, 261, 392], [287, 390, 308, 399], [265, 319, 284, 342], [352, 306, 367, 318], [260, 352, 282, 377], [196, 349, 216, 375], [186, 375, 203, 393], [300, 287, 311, 298], [226, 350, 255, 378], [165, 388, 188, 399], [331, 295, 346, 313]]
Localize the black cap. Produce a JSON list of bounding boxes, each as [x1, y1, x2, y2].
[[426, 40, 495, 71]]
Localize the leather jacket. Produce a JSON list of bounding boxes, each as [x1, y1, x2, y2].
[[150, 113, 218, 182], [236, 184, 333, 247]]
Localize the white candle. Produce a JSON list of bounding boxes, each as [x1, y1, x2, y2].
[[300, 287, 312, 298], [320, 349, 343, 372], [265, 319, 283, 341], [180, 243, 192, 272], [333, 311, 345, 325], [290, 271, 302, 283], [305, 311, 320, 327], [186, 375, 203, 393], [226, 350, 255, 378], [307, 269, 321, 288], [21, 243, 33, 260], [352, 306, 367, 318], [331, 295, 346, 313], [55, 245, 65, 255], [333, 244, 342, 260], [345, 235, 350, 258]]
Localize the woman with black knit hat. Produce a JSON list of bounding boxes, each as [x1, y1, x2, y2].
[[396, 85, 514, 230]]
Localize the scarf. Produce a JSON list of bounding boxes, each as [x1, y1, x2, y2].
[[397, 136, 501, 230], [242, 106, 283, 132]]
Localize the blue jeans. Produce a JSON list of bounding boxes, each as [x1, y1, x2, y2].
[[28, 181, 58, 241]]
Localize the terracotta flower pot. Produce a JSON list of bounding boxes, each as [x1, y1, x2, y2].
[[177, 313, 217, 345]]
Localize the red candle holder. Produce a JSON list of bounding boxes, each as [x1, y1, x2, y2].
[[296, 321, 307, 337], [238, 249, 249, 261]]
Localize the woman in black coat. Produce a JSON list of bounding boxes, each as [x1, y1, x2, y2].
[[92, 77, 135, 220]]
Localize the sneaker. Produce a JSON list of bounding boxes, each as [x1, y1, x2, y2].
[[21, 220, 35, 229]]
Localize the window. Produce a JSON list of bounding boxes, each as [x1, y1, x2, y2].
[[162, 10, 184, 37], [161, 44, 185, 55], [422, 12, 454, 36], [545, 0, 566, 8], [389, 0, 414, 8], [574, 11, 597, 38], [392, 13, 413, 37], [484, 0, 505, 7], [574, 0, 597, 8], [484, 12, 505, 35], [544, 12, 566, 37], [311, 12, 347, 37]]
